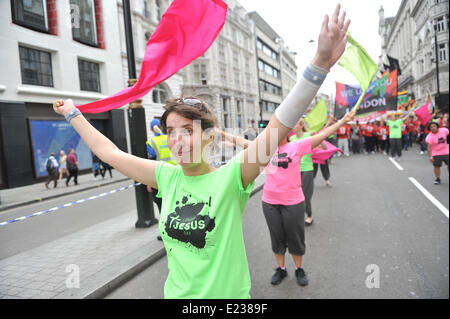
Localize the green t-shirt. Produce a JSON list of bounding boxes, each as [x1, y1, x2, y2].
[[155, 152, 255, 299], [387, 119, 403, 139], [289, 132, 314, 172]]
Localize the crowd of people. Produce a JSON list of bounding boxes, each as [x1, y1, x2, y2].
[[45, 148, 113, 189], [328, 112, 448, 156]]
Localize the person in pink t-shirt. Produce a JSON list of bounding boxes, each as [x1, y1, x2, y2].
[[262, 111, 355, 287], [425, 122, 449, 185]]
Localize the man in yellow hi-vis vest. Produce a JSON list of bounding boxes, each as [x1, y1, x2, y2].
[[146, 119, 176, 240]]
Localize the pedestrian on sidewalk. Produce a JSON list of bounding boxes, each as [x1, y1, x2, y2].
[[58, 150, 68, 180], [45, 152, 59, 189], [426, 122, 449, 185], [263, 111, 355, 287], [101, 160, 113, 178], [92, 154, 103, 180], [66, 148, 79, 186], [52, 4, 349, 298]]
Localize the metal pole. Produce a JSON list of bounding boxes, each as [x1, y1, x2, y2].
[[122, 0, 157, 228], [123, 0, 136, 79], [434, 24, 441, 96]]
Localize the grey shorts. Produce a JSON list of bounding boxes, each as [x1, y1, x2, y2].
[[262, 201, 306, 256]]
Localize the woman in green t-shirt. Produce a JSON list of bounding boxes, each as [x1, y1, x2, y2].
[[52, 4, 350, 298]]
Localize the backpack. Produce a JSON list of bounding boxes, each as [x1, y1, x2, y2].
[[46, 158, 55, 173]]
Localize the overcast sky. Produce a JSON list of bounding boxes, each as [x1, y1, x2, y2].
[[238, 0, 402, 96]]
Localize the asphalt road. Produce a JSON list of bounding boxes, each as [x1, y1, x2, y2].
[[105, 146, 449, 299], [0, 180, 138, 259]]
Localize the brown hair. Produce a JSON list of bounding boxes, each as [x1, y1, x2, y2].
[[160, 97, 218, 131]]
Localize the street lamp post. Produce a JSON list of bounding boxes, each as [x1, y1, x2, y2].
[[433, 22, 441, 97], [122, 0, 158, 228]]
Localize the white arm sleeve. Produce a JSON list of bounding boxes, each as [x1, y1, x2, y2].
[[275, 63, 329, 128]]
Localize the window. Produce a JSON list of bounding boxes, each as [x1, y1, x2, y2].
[[78, 59, 101, 92], [234, 70, 240, 87], [418, 59, 424, 74], [257, 38, 279, 61], [143, 0, 151, 19], [258, 59, 280, 78], [246, 73, 251, 91], [436, 16, 446, 33], [219, 63, 227, 85], [218, 42, 226, 59], [222, 97, 230, 128], [258, 60, 264, 71], [439, 44, 447, 62], [155, 0, 162, 22], [71, 0, 97, 46], [262, 100, 277, 113], [232, 50, 239, 66], [152, 84, 168, 104], [11, 0, 48, 32], [194, 64, 207, 85], [232, 28, 237, 42], [19, 46, 53, 87], [145, 31, 152, 42]]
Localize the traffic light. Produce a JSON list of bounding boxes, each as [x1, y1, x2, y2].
[[258, 120, 269, 129]]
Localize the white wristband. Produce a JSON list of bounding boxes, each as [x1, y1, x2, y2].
[[275, 64, 328, 128], [65, 108, 82, 123]]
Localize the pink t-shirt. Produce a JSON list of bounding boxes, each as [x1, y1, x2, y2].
[[426, 128, 449, 156], [263, 138, 312, 206]]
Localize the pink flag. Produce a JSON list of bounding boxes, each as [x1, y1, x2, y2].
[[312, 141, 343, 164], [77, 0, 227, 113], [414, 102, 432, 126]]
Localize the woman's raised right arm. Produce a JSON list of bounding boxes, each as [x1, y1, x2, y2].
[[53, 99, 158, 188]]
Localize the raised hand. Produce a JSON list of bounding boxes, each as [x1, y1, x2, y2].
[[53, 99, 76, 116], [312, 3, 351, 70], [342, 111, 356, 124]]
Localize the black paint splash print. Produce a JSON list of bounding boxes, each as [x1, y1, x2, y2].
[[165, 195, 215, 249], [271, 152, 292, 169]]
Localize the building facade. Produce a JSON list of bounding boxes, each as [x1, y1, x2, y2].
[[181, 0, 259, 131], [0, 0, 297, 189], [248, 11, 298, 125], [0, 0, 128, 189], [116, 0, 183, 143], [379, 0, 449, 109]]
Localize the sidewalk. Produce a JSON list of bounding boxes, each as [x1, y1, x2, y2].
[[0, 173, 265, 299], [0, 170, 130, 212]]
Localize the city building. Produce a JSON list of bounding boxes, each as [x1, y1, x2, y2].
[[116, 0, 183, 142], [181, 0, 259, 131], [0, 0, 298, 189], [0, 0, 127, 189], [378, 0, 449, 110]]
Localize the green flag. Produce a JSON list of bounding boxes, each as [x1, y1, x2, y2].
[[338, 32, 378, 112], [305, 99, 328, 133]]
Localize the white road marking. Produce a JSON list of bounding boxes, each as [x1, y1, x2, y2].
[[409, 177, 449, 218], [389, 157, 404, 171]]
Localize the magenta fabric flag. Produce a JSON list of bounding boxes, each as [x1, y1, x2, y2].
[[414, 102, 432, 126], [77, 0, 227, 113], [312, 141, 343, 164]]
